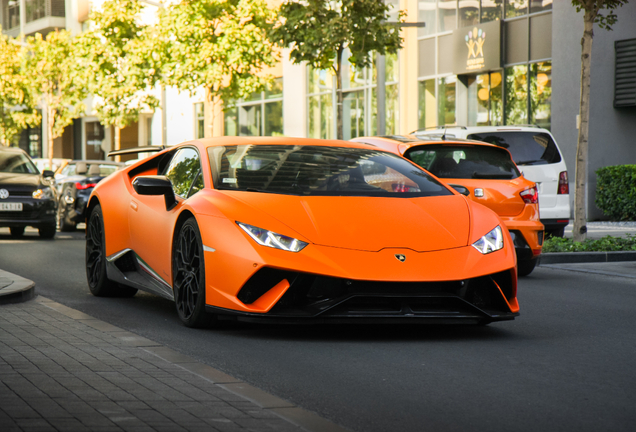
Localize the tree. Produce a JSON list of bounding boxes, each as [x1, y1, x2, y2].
[[24, 31, 87, 169], [271, 0, 404, 140], [571, 0, 628, 242], [154, 0, 278, 136], [79, 0, 158, 158], [0, 31, 40, 147]]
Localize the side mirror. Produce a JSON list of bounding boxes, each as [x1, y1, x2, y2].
[[132, 175, 177, 211], [42, 170, 55, 178], [448, 184, 470, 196]]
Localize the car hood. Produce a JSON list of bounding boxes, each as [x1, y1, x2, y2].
[[0, 172, 42, 189], [216, 192, 471, 252]]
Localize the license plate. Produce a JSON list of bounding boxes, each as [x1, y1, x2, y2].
[[0, 202, 22, 211]]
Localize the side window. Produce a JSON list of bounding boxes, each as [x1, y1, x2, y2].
[[163, 148, 202, 197]]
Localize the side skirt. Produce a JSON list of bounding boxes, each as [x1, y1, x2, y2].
[[106, 249, 174, 301]]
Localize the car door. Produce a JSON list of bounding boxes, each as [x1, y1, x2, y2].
[[128, 147, 204, 287]]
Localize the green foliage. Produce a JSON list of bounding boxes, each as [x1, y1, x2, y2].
[[595, 165, 636, 221], [0, 30, 40, 145], [272, 0, 403, 71], [24, 30, 88, 140], [543, 234, 636, 252], [155, 0, 277, 109], [79, 0, 158, 129], [571, 0, 629, 30]]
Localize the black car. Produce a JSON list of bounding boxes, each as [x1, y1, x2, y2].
[[56, 160, 125, 231], [0, 147, 57, 238]]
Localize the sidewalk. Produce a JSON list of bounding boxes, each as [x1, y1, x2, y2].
[[0, 280, 348, 432]]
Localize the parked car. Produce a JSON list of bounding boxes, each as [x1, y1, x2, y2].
[[85, 136, 519, 327], [352, 135, 544, 276], [411, 126, 570, 237], [0, 147, 57, 238], [56, 161, 125, 231], [32, 158, 70, 174]]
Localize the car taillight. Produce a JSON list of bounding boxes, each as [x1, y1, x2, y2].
[[558, 171, 569, 194], [76, 182, 97, 190], [520, 186, 538, 204]]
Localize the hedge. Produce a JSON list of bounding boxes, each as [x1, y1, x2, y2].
[[595, 165, 636, 221]]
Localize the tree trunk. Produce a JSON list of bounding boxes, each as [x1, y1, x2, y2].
[[114, 125, 121, 162], [335, 50, 344, 140], [47, 105, 55, 172], [573, 11, 595, 243]]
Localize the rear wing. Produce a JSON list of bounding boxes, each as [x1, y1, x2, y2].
[[108, 145, 165, 158]]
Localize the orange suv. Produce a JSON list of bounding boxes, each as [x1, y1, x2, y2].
[[352, 136, 544, 276]]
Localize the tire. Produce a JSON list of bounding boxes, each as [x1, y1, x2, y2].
[[173, 217, 215, 328], [57, 200, 76, 232], [9, 226, 25, 238], [38, 224, 56, 239], [86, 204, 137, 297], [518, 258, 538, 277]]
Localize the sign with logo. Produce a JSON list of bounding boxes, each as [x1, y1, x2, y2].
[[453, 20, 501, 75]]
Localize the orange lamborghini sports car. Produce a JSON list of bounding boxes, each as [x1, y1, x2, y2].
[[85, 137, 519, 327], [351, 135, 544, 276]]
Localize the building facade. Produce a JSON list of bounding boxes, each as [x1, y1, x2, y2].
[[2, 0, 635, 219]]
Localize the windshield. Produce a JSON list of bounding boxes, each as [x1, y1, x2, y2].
[[208, 145, 453, 197], [466, 132, 561, 165], [405, 145, 520, 180], [0, 151, 38, 174]]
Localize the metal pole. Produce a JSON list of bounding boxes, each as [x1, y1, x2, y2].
[[376, 53, 386, 136]]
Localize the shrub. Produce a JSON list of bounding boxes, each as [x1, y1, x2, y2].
[[595, 165, 636, 221], [543, 234, 636, 252]]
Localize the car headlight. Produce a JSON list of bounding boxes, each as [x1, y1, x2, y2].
[[472, 225, 504, 254], [237, 222, 308, 253], [32, 187, 54, 200]]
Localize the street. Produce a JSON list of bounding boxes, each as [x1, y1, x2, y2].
[[1, 227, 635, 432]]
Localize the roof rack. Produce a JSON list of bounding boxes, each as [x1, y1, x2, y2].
[[503, 124, 542, 128]]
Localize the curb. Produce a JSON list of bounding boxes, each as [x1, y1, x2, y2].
[[539, 251, 636, 265], [0, 269, 35, 305]]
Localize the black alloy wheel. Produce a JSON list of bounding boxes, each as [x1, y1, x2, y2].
[[9, 226, 25, 238], [85, 204, 137, 297], [173, 218, 214, 328]]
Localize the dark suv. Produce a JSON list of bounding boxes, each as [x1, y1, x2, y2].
[[0, 147, 57, 238]]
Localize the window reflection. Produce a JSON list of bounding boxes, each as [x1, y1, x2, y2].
[[505, 0, 527, 18], [438, 0, 457, 32], [530, 61, 551, 129], [504, 65, 528, 124], [224, 78, 283, 137], [459, 0, 479, 28], [481, 0, 502, 22], [530, 0, 552, 14], [418, 0, 436, 36]]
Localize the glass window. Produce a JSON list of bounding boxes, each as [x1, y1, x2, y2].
[[418, 0, 436, 36], [163, 148, 202, 197], [505, 0, 527, 18], [504, 65, 528, 125], [418, 79, 437, 129], [481, 0, 502, 22], [189, 171, 204, 197], [438, 76, 456, 126], [467, 73, 490, 126], [25, 0, 46, 23], [406, 144, 521, 179], [530, 61, 551, 130], [0, 150, 38, 174], [3, 0, 20, 29], [459, 1, 479, 28], [308, 66, 334, 140], [344, 90, 365, 139], [194, 103, 205, 139], [438, 0, 457, 32], [530, 0, 551, 14], [490, 71, 503, 125], [209, 145, 453, 197], [224, 78, 283, 137], [385, 0, 401, 23], [466, 131, 561, 164]]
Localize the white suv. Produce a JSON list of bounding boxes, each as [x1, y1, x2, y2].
[[412, 126, 570, 237]]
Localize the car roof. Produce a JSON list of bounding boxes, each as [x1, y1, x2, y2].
[[351, 135, 501, 154], [188, 136, 380, 150], [411, 125, 552, 135], [0, 146, 28, 155], [67, 160, 126, 166]]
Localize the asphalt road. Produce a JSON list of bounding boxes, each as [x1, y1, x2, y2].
[[1, 227, 635, 432]]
